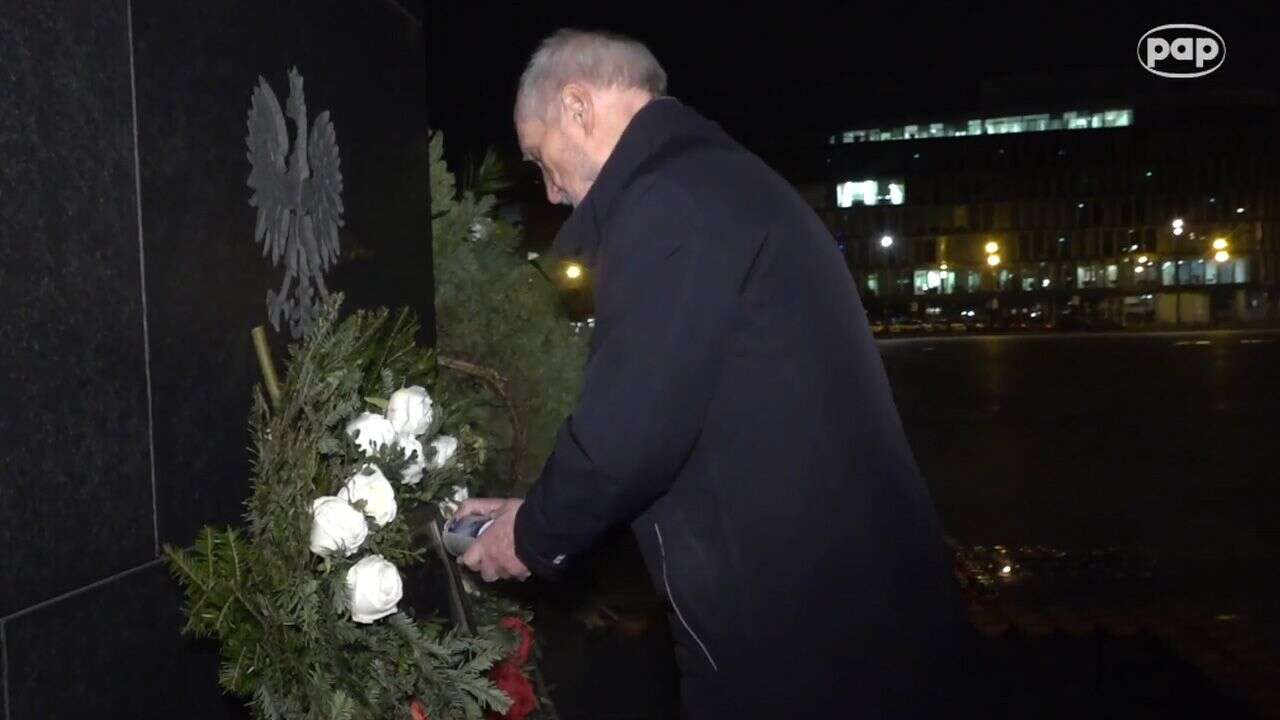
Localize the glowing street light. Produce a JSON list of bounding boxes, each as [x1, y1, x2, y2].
[[1212, 238, 1229, 251], [1214, 250, 1231, 263], [564, 262, 583, 280], [1172, 218, 1185, 236], [939, 262, 949, 271], [880, 235, 895, 248], [1135, 265, 1145, 274], [984, 241, 1000, 255], [986, 253, 1001, 267], [1138, 255, 1149, 264]]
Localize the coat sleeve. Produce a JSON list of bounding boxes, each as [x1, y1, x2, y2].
[[514, 179, 740, 579]]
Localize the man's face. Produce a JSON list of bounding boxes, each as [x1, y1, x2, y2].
[[517, 114, 598, 208]]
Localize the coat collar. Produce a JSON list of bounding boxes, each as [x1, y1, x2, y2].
[[552, 97, 693, 266]]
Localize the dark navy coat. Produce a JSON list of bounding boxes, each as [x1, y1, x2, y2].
[[515, 98, 975, 718]]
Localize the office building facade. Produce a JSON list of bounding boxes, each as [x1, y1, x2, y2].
[[794, 90, 1280, 326]]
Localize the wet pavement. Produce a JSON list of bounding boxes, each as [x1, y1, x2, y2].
[[883, 329, 1280, 633], [525, 329, 1280, 719], [884, 328, 1280, 716]]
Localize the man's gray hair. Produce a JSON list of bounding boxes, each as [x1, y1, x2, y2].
[[515, 29, 667, 122]]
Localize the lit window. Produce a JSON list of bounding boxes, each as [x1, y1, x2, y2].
[[836, 181, 856, 208], [986, 116, 1024, 134], [835, 178, 905, 207], [913, 270, 944, 295], [833, 108, 1132, 144], [1023, 113, 1050, 131], [860, 180, 879, 205], [888, 183, 905, 205], [1104, 109, 1133, 126]]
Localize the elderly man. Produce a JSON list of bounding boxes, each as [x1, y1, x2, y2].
[[456, 29, 976, 719]]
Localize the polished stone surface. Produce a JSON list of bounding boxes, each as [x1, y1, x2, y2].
[[129, 0, 431, 548], [0, 0, 155, 618], [2, 624, 8, 720], [2, 0, 429, 713], [5, 563, 247, 720]]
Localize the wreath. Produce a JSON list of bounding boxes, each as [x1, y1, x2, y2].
[[165, 297, 542, 720]]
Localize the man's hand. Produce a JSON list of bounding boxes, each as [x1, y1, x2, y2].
[[454, 498, 531, 582]]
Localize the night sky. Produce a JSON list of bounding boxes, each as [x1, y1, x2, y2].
[[426, 1, 1280, 166]]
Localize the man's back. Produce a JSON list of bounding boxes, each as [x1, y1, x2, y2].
[[557, 99, 975, 717]]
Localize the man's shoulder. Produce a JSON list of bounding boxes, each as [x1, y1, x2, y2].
[[611, 138, 750, 218], [607, 164, 704, 233]]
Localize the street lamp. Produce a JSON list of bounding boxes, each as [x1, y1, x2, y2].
[[1211, 236, 1230, 264], [880, 235, 895, 248], [564, 262, 583, 281], [1172, 218, 1185, 236], [982, 241, 1002, 296]]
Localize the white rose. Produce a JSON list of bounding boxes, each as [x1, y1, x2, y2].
[[397, 435, 426, 485], [345, 412, 397, 456], [428, 435, 459, 469], [309, 496, 369, 558], [438, 484, 469, 515], [345, 554, 403, 624], [386, 386, 434, 437], [338, 465, 397, 527]]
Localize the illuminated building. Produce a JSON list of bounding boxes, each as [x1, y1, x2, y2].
[[787, 85, 1280, 326]]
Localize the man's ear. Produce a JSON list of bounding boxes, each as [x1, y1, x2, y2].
[[560, 84, 593, 136]]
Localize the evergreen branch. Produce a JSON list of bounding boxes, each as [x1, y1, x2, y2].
[[438, 354, 526, 486]]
